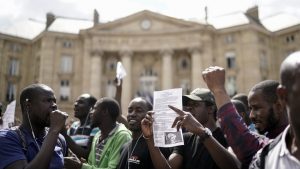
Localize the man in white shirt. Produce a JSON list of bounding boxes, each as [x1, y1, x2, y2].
[[249, 51, 300, 169]]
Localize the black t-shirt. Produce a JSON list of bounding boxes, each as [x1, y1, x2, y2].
[[172, 127, 228, 169], [117, 137, 172, 169]]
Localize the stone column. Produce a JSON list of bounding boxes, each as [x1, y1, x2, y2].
[[120, 50, 132, 116], [82, 38, 92, 92], [189, 48, 204, 89], [160, 49, 173, 89], [89, 50, 103, 99]]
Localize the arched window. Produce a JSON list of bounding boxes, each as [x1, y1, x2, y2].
[[60, 80, 70, 101], [177, 56, 190, 71], [225, 52, 236, 69], [60, 55, 73, 73], [8, 58, 19, 76], [136, 68, 158, 104], [106, 57, 118, 72]]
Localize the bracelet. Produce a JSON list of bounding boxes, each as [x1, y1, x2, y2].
[[142, 134, 150, 140], [198, 127, 212, 142]]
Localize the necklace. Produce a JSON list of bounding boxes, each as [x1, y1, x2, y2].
[[127, 134, 142, 169]]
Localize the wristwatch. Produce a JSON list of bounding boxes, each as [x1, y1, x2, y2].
[[199, 127, 212, 142]]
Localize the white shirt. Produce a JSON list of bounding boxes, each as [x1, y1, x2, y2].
[[265, 125, 300, 169]]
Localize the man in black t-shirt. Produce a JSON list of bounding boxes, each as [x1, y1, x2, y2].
[[117, 97, 171, 169], [172, 124, 228, 169], [141, 88, 240, 169]]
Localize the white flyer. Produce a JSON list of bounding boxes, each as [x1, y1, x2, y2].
[[153, 88, 184, 147], [116, 61, 127, 86], [2, 100, 16, 128]]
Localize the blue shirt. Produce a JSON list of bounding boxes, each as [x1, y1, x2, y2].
[[0, 127, 66, 169]]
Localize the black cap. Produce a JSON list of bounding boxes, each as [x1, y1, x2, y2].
[[183, 88, 215, 105]]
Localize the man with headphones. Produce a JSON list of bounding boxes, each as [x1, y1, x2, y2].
[[0, 84, 68, 169]]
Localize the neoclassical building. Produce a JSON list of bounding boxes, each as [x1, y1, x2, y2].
[[0, 6, 300, 121]]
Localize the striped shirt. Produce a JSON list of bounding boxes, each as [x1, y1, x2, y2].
[[95, 124, 119, 165], [68, 121, 100, 148]]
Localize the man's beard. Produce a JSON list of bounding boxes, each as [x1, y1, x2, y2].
[[259, 107, 278, 134]]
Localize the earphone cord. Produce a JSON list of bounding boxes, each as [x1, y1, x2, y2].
[[26, 109, 41, 151], [127, 134, 142, 169]]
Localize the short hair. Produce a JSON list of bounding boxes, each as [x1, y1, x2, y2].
[[78, 93, 97, 107], [135, 97, 153, 111], [280, 51, 300, 91], [20, 84, 52, 112], [250, 80, 280, 104], [98, 97, 120, 121], [231, 99, 247, 114], [232, 93, 249, 110], [87, 95, 97, 107]]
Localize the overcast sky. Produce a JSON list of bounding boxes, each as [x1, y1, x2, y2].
[[0, 0, 300, 30]]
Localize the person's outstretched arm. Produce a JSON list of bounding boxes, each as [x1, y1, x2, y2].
[[202, 66, 231, 108], [202, 66, 268, 168], [114, 78, 128, 127], [169, 105, 241, 169]]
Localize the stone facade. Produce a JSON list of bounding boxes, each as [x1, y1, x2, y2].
[[1, 8, 300, 122]]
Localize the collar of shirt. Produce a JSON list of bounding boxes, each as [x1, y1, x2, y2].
[[98, 123, 119, 144], [266, 124, 287, 139], [19, 126, 46, 145], [108, 123, 119, 136], [279, 125, 291, 157]]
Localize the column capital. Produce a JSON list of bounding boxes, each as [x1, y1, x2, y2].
[[159, 48, 173, 56], [119, 49, 133, 57], [90, 50, 103, 57], [188, 47, 202, 55]]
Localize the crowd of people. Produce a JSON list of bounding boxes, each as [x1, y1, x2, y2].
[[0, 51, 300, 169]]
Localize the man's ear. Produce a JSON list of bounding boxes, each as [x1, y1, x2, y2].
[[276, 85, 287, 114], [24, 98, 31, 110], [277, 85, 287, 103]]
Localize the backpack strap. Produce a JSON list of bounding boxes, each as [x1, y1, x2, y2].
[[259, 133, 283, 169], [10, 126, 28, 153], [13, 126, 67, 156]]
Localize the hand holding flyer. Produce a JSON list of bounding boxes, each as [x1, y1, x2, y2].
[[152, 88, 184, 147], [116, 61, 127, 86]]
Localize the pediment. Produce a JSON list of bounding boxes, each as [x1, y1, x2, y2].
[[87, 10, 204, 34]]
